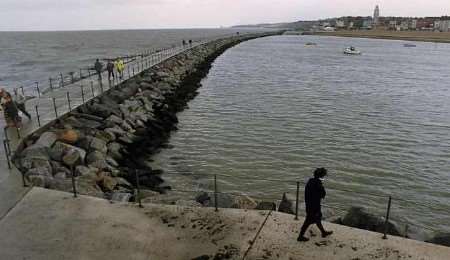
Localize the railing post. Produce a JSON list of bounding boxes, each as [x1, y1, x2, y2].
[[71, 165, 77, 198], [295, 181, 300, 220], [214, 174, 218, 212], [52, 98, 58, 118], [135, 169, 143, 208], [81, 85, 85, 104], [35, 82, 40, 98], [132, 67, 135, 76], [382, 196, 392, 239], [60, 72, 64, 87], [35, 105, 41, 127], [127, 67, 130, 79], [66, 92, 72, 111], [49, 78, 53, 90], [90, 81, 95, 97], [79, 69, 83, 79], [20, 86, 24, 96], [3, 140, 12, 170]]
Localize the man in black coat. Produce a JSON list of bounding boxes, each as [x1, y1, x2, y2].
[[297, 168, 333, 242]]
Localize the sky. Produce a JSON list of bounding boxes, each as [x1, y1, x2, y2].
[[1, 0, 449, 31]]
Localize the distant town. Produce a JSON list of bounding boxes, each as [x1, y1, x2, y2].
[[235, 5, 450, 33]]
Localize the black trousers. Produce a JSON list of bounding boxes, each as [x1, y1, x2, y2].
[[299, 211, 326, 236], [108, 70, 115, 80]]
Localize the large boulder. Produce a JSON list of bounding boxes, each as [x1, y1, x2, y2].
[[278, 193, 295, 214], [57, 129, 80, 144], [107, 142, 123, 161], [341, 207, 400, 236], [232, 195, 257, 210], [89, 137, 107, 153], [33, 132, 58, 148], [51, 142, 86, 165], [256, 201, 277, 211], [426, 233, 450, 247]]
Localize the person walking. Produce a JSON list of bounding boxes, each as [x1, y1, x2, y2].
[[297, 168, 333, 242], [94, 59, 103, 81], [106, 60, 115, 81], [0, 89, 22, 129], [13, 90, 31, 120], [115, 59, 125, 80]]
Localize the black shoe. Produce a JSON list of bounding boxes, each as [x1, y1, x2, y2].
[[322, 231, 333, 238], [297, 236, 309, 242]]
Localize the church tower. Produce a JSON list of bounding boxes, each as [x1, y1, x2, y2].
[[373, 5, 380, 27]]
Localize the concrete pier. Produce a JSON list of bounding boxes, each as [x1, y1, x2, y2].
[[0, 187, 449, 260]]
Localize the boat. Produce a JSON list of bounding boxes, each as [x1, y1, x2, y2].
[[403, 43, 417, 47], [305, 42, 317, 46], [343, 47, 361, 55]]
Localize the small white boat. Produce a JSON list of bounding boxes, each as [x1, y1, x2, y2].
[[305, 42, 317, 46], [343, 47, 361, 55], [403, 43, 416, 47]]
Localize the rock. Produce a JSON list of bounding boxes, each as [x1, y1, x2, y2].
[[25, 167, 52, 177], [88, 103, 116, 118], [256, 201, 277, 211], [105, 156, 119, 167], [106, 115, 123, 125], [110, 192, 132, 202], [76, 174, 104, 198], [176, 200, 202, 207], [89, 137, 107, 153], [107, 142, 123, 161], [100, 176, 118, 192], [426, 233, 450, 247], [50, 141, 86, 163], [341, 207, 400, 236], [86, 151, 106, 164], [140, 189, 160, 199], [62, 149, 82, 167], [115, 177, 132, 188], [33, 132, 58, 148], [31, 159, 53, 175], [278, 193, 295, 214], [75, 165, 98, 177], [195, 192, 210, 205], [53, 172, 67, 179], [57, 129, 79, 144], [232, 195, 257, 210], [95, 130, 115, 143], [20, 146, 50, 162]]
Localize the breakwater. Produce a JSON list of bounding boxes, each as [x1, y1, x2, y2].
[[12, 32, 280, 201]]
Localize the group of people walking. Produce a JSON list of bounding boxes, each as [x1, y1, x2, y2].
[[0, 88, 31, 128], [93, 58, 125, 81]]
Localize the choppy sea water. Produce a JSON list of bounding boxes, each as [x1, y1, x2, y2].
[[0, 28, 262, 91], [152, 35, 450, 236]]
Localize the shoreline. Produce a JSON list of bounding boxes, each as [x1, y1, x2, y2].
[[314, 30, 450, 43]]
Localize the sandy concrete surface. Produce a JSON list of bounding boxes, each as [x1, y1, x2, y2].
[[0, 188, 449, 260]]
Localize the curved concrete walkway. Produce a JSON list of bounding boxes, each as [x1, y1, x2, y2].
[[1, 188, 448, 260]]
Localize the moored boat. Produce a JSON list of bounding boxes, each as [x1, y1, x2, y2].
[[343, 47, 361, 55]]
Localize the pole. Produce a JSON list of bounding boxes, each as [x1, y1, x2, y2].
[[80, 69, 83, 79], [382, 196, 392, 239], [81, 85, 85, 104], [52, 98, 58, 118], [35, 82, 40, 98], [60, 73, 64, 87], [49, 78, 53, 90], [66, 92, 72, 111], [35, 105, 41, 127], [90, 81, 95, 97], [71, 165, 77, 198], [3, 140, 11, 170], [295, 181, 300, 220], [135, 170, 143, 208], [214, 174, 218, 212], [20, 86, 24, 96]]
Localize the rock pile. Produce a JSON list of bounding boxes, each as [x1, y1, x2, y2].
[[14, 34, 275, 201]]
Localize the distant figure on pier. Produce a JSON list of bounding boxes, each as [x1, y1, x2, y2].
[[297, 168, 333, 242], [106, 60, 115, 81], [13, 90, 31, 120], [182, 39, 187, 46], [0, 89, 22, 129], [115, 59, 125, 80], [188, 39, 192, 46], [94, 59, 103, 80]]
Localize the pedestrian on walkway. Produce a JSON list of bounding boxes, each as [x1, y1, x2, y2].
[[106, 60, 115, 81], [0, 89, 22, 129], [297, 168, 333, 242], [13, 90, 31, 120], [94, 59, 103, 81], [115, 59, 125, 80]]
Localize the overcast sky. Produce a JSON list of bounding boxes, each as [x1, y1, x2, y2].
[[1, 0, 449, 31]]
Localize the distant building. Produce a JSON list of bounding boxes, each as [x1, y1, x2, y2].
[[335, 20, 346, 29], [409, 19, 417, 30], [373, 5, 380, 27], [400, 21, 409, 31], [362, 18, 373, 29], [438, 20, 450, 32]]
